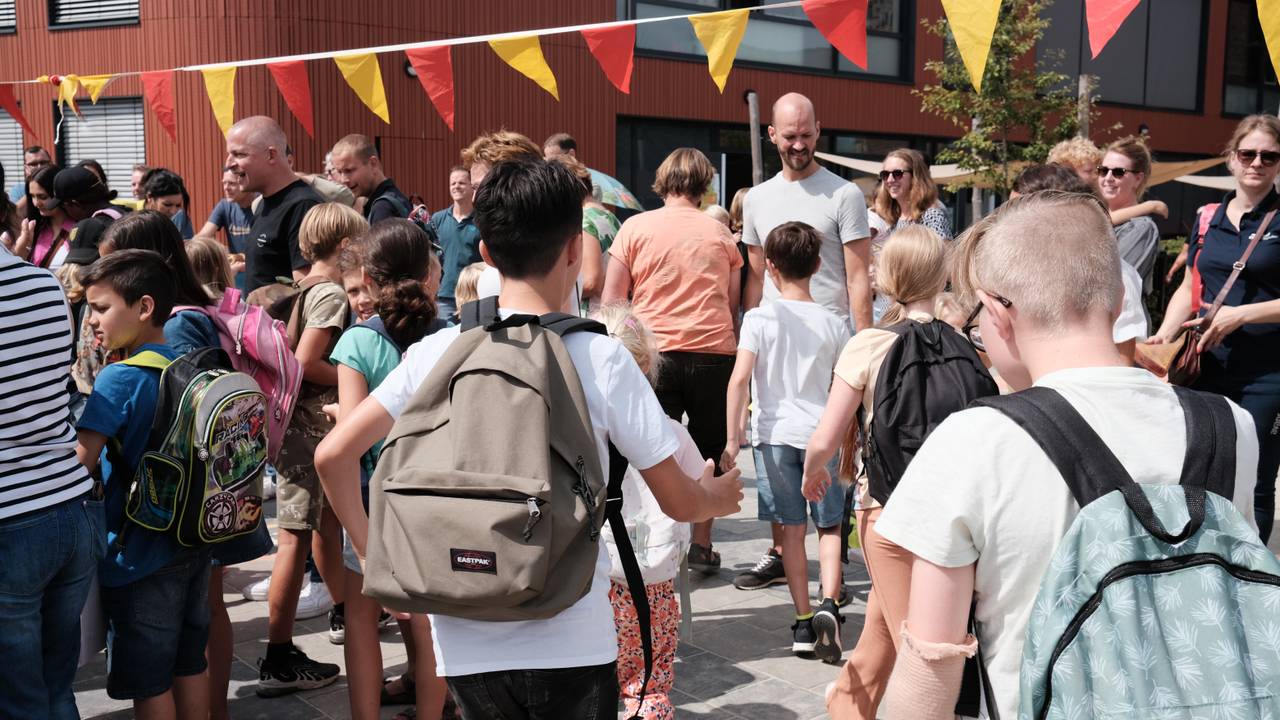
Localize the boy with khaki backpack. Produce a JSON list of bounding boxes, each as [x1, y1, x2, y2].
[[315, 157, 743, 718]]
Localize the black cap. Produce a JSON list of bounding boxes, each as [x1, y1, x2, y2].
[[48, 167, 117, 209], [64, 218, 110, 265]]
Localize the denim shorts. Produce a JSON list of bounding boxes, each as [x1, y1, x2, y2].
[[753, 444, 844, 528], [100, 547, 212, 700]]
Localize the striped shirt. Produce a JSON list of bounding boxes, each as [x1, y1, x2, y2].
[[0, 252, 92, 520]]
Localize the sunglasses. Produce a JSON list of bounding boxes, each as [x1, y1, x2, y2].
[[1236, 149, 1280, 167], [879, 169, 912, 181], [961, 292, 1013, 352], [1096, 166, 1135, 179]]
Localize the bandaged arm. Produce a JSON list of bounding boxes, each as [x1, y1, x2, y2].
[[883, 557, 978, 720]]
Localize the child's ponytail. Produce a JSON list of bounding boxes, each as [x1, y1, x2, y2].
[[875, 224, 948, 328], [363, 219, 438, 350]]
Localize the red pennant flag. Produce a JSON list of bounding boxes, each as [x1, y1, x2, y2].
[[141, 71, 177, 142], [804, 0, 869, 70], [0, 85, 37, 142], [581, 24, 636, 94], [1085, 0, 1141, 58], [267, 61, 315, 138], [404, 46, 455, 131]]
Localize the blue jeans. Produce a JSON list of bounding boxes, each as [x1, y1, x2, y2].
[[0, 495, 103, 720], [753, 444, 845, 528], [436, 297, 458, 325], [447, 662, 618, 720]]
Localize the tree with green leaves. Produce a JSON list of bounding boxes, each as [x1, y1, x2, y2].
[[916, 0, 1085, 196]]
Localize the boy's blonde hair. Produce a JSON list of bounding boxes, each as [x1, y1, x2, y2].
[[1047, 137, 1103, 170], [453, 261, 487, 308], [876, 225, 948, 326], [299, 203, 368, 263], [934, 291, 967, 331], [950, 190, 1122, 335], [186, 236, 234, 298], [703, 204, 732, 229], [591, 302, 661, 384], [55, 262, 87, 304]]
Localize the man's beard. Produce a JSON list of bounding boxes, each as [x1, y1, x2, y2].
[[781, 148, 813, 171]]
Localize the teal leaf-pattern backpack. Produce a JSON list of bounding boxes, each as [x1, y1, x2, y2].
[[975, 386, 1280, 720]]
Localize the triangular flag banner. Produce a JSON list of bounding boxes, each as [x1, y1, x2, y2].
[[78, 74, 115, 104], [804, 0, 869, 69], [334, 53, 390, 124], [1260, 0, 1280, 85], [405, 46, 456, 130], [267, 61, 315, 138], [940, 0, 1001, 90], [141, 71, 177, 142], [489, 36, 560, 100], [581, 24, 636, 94], [200, 66, 236, 135], [54, 75, 82, 118], [1085, 0, 1141, 58], [688, 9, 750, 93], [0, 85, 37, 141]]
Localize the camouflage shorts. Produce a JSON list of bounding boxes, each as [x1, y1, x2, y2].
[[275, 393, 335, 530]]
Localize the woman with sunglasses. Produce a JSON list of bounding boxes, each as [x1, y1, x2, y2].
[[871, 149, 952, 241], [1099, 136, 1161, 298], [1152, 113, 1280, 542]]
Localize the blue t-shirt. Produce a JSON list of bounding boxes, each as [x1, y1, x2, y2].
[[77, 343, 183, 587], [7, 182, 23, 203], [164, 310, 219, 355], [430, 208, 482, 300], [207, 199, 255, 254]]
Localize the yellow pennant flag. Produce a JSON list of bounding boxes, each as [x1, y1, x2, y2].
[[1262, 0, 1280, 88], [334, 53, 390, 124], [688, 9, 749, 93], [56, 75, 82, 117], [941, 0, 1002, 90], [78, 74, 115, 103], [200, 67, 236, 135], [488, 36, 559, 100]]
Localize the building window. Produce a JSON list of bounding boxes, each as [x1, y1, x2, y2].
[[0, 0, 16, 34], [1224, 0, 1279, 116], [49, 0, 139, 29], [0, 112, 24, 194], [57, 97, 145, 199], [1037, 0, 1205, 112], [627, 0, 912, 81]]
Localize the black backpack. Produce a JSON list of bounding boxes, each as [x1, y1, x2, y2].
[[864, 319, 998, 504], [356, 313, 450, 355]]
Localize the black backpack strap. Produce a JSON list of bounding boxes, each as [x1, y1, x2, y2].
[[606, 441, 653, 720], [1171, 386, 1237, 499], [459, 296, 501, 332], [539, 312, 606, 338], [357, 315, 404, 355], [974, 386, 1208, 544]]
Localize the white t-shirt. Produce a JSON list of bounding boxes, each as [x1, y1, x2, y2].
[[476, 264, 582, 315], [370, 310, 679, 676], [875, 367, 1259, 720], [1113, 260, 1148, 343], [741, 167, 870, 327], [739, 299, 849, 448]]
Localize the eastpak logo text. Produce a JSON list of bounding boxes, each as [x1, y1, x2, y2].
[[450, 548, 497, 574]]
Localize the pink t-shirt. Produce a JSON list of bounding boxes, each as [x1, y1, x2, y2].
[[609, 205, 742, 355]]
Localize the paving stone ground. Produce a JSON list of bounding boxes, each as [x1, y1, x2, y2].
[[75, 446, 868, 719]]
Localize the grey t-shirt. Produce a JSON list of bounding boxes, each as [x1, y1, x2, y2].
[[1114, 216, 1160, 296], [741, 167, 870, 327]]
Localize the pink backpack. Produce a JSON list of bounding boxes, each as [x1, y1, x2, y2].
[[173, 287, 301, 461]]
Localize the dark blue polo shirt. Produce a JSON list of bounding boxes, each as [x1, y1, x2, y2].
[[430, 207, 482, 300], [1190, 189, 1280, 378]]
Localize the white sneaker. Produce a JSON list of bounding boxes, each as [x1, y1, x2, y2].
[[261, 466, 278, 500], [243, 575, 272, 602], [295, 580, 333, 620]]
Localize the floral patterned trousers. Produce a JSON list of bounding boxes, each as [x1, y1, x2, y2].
[[609, 579, 679, 720]]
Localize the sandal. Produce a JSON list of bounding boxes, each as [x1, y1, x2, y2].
[[381, 673, 416, 705], [687, 542, 721, 574], [391, 708, 418, 720]]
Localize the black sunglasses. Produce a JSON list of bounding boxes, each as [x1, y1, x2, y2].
[[1236, 149, 1280, 167], [961, 292, 1013, 352], [1096, 166, 1133, 179], [879, 169, 912, 181]]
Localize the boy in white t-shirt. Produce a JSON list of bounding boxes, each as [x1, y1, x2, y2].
[[722, 221, 850, 662], [873, 191, 1259, 719], [314, 158, 743, 719]]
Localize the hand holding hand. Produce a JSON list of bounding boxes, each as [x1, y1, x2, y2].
[[719, 440, 739, 472], [802, 464, 831, 503]]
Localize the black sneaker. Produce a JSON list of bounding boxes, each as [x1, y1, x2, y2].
[[812, 598, 845, 664], [256, 644, 341, 697], [377, 609, 393, 630], [791, 617, 817, 655], [733, 550, 786, 590], [328, 606, 345, 645]]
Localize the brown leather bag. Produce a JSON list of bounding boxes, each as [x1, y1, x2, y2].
[[1136, 208, 1277, 384]]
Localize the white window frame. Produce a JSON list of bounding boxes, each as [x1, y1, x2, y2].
[[48, 0, 138, 29]]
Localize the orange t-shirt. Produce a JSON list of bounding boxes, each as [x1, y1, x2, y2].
[[609, 206, 743, 355]]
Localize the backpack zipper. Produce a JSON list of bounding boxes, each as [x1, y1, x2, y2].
[[1034, 552, 1280, 719], [573, 455, 601, 540], [522, 498, 542, 541], [382, 486, 547, 542]]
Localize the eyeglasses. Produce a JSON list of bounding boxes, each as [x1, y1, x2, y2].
[[879, 169, 912, 181], [1096, 166, 1133, 179], [960, 292, 1013, 352], [1235, 149, 1280, 167]]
